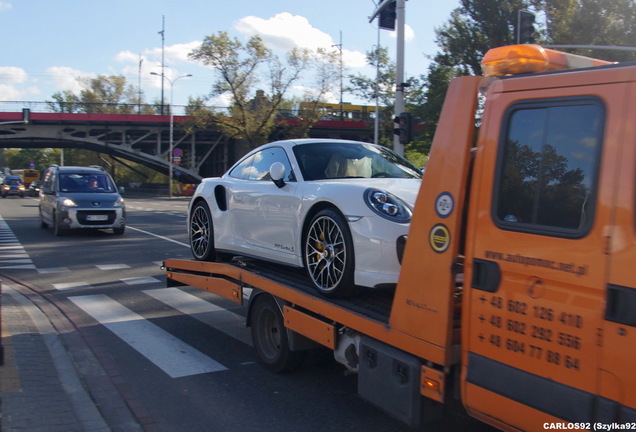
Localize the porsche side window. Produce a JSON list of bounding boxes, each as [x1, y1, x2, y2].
[[229, 154, 255, 180], [494, 97, 604, 237], [248, 147, 294, 182]]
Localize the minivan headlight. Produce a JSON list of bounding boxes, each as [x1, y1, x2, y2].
[[60, 198, 77, 208], [114, 197, 125, 208], [364, 188, 412, 223]]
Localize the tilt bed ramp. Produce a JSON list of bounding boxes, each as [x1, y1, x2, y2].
[[163, 257, 462, 429]]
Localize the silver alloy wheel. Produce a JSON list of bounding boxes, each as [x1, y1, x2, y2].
[[190, 202, 212, 260], [305, 214, 346, 293]]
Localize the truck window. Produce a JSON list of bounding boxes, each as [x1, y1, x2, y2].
[[494, 97, 604, 237]]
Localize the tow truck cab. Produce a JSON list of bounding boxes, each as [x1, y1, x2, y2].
[[166, 45, 636, 430]]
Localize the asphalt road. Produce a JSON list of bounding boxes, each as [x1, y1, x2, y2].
[[0, 195, 496, 432]]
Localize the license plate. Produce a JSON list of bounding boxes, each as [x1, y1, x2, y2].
[[86, 215, 108, 221]]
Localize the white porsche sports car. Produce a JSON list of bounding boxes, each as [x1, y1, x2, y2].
[[188, 138, 422, 298]]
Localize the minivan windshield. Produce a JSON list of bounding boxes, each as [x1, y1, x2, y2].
[[58, 173, 116, 193]]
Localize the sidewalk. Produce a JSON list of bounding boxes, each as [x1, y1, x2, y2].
[[0, 278, 146, 432]]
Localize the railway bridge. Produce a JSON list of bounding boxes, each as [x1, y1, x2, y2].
[[0, 108, 375, 184]]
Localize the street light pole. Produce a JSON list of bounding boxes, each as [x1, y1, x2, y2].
[[150, 72, 192, 198]]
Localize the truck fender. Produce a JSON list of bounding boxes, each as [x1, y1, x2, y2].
[[246, 289, 321, 352]]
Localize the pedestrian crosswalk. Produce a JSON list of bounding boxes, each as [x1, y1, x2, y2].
[[0, 216, 36, 270], [68, 288, 250, 378], [0, 215, 250, 380], [69, 293, 229, 378]]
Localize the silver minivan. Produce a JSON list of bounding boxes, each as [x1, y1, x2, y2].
[[39, 165, 126, 235]]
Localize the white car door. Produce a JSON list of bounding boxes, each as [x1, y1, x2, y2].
[[230, 147, 301, 264]]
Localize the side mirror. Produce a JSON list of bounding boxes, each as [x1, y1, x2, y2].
[[269, 162, 286, 188]]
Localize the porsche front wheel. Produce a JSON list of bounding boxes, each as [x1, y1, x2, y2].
[[304, 208, 357, 298], [190, 201, 215, 261]]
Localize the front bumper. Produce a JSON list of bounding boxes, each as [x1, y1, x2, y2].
[[57, 207, 126, 230], [348, 216, 410, 288]]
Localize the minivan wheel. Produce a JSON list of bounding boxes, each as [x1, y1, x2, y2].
[[113, 226, 125, 235], [53, 213, 68, 236]]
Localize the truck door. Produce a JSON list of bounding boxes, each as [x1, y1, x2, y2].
[[599, 83, 636, 423], [462, 74, 630, 429]]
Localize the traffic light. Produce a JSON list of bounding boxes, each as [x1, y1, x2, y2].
[[518, 10, 536, 44], [379, 1, 396, 31], [394, 112, 412, 145]]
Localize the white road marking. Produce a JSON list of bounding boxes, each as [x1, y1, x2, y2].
[[69, 294, 227, 378], [143, 288, 252, 346], [121, 276, 161, 285], [0, 215, 36, 269], [53, 282, 92, 291], [126, 226, 189, 248], [96, 264, 131, 270]]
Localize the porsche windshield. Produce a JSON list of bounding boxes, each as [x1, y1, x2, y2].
[[293, 142, 422, 180]]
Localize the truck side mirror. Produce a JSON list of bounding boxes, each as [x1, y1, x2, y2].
[[269, 162, 286, 188]]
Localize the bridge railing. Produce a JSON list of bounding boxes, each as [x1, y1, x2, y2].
[[0, 101, 381, 123]]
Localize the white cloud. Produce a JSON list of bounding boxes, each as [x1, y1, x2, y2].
[[139, 40, 201, 67], [234, 12, 367, 69], [46, 66, 95, 94], [388, 23, 415, 41], [0, 1, 12, 12], [236, 13, 332, 51], [0, 66, 27, 84], [0, 84, 23, 101]]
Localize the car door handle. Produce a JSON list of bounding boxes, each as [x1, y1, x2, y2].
[[471, 259, 501, 293], [605, 284, 636, 326]]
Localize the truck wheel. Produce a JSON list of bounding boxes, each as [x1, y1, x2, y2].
[[304, 208, 357, 298], [251, 295, 305, 373], [190, 200, 215, 261]]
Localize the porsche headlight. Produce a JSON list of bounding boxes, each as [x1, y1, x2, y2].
[[364, 188, 412, 223], [60, 198, 77, 208]]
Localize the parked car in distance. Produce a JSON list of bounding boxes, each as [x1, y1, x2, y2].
[[39, 165, 126, 236], [1, 175, 26, 198], [28, 180, 43, 197], [188, 138, 422, 298]]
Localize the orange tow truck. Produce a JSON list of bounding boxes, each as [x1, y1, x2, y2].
[[164, 44, 636, 430]]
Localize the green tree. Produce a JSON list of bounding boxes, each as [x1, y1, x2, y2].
[[533, 0, 636, 61], [47, 75, 154, 114], [188, 31, 341, 149], [4, 148, 60, 172], [419, 0, 636, 156], [347, 46, 427, 158]]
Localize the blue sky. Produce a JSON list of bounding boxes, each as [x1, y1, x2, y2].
[[0, 0, 460, 107]]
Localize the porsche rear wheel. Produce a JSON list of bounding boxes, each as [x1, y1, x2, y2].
[[190, 201, 215, 261], [304, 208, 357, 298]]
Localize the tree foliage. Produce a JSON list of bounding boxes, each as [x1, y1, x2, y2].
[[47, 75, 153, 114], [188, 31, 341, 149], [418, 0, 636, 156]]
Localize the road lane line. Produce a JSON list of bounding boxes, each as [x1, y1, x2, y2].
[[69, 294, 227, 378], [126, 226, 189, 248]]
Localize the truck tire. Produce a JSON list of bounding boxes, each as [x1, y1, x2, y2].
[[251, 295, 305, 373]]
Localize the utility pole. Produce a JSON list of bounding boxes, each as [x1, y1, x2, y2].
[[332, 32, 344, 120], [369, 0, 406, 155], [138, 54, 143, 114], [158, 15, 165, 115]]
